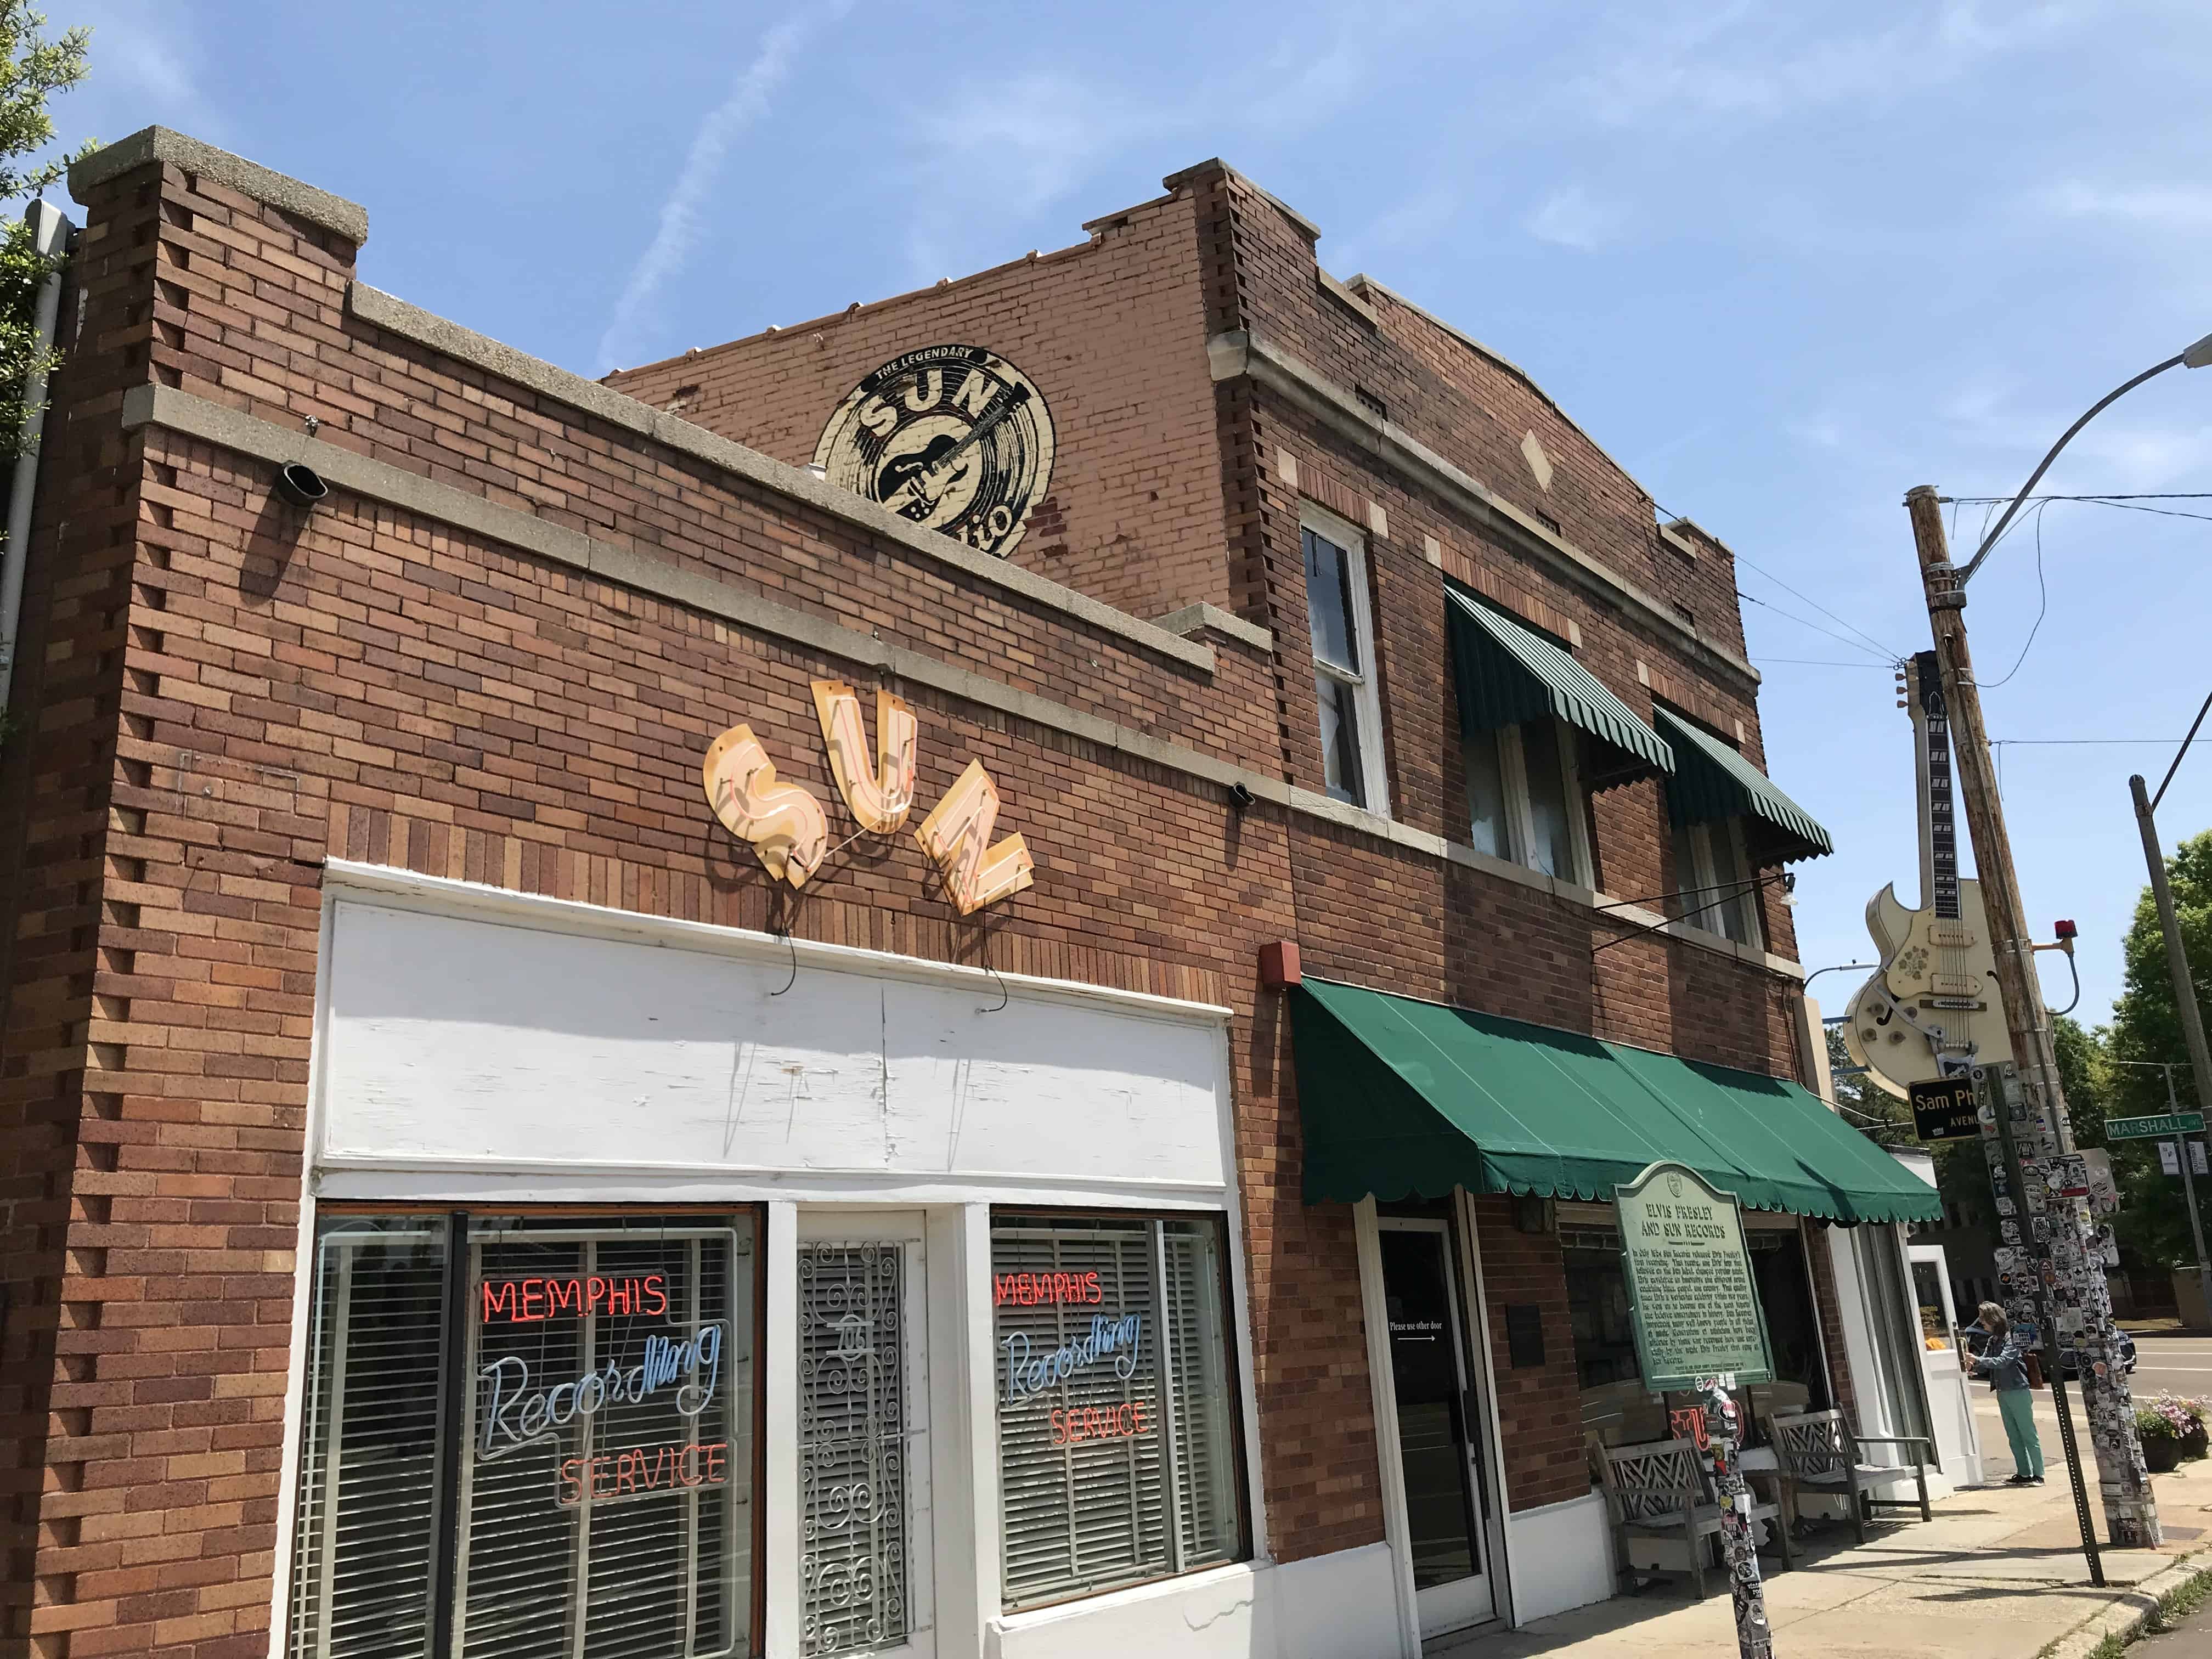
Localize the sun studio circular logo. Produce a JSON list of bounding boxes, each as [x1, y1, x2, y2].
[[812, 344, 1056, 559]]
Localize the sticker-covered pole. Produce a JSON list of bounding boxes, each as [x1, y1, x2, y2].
[[1701, 1378, 1774, 1659]]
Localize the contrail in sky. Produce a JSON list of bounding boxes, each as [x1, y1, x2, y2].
[[595, 3, 851, 375]]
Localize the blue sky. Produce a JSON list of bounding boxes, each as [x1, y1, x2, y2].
[[55, 0, 2212, 1027]]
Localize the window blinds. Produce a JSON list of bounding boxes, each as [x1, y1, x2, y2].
[[287, 1215, 755, 1659], [991, 1215, 1244, 1612]]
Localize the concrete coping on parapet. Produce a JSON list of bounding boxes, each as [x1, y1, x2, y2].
[[69, 126, 369, 245], [1154, 602, 1273, 654]]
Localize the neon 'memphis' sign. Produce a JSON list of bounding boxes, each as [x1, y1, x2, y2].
[[477, 1324, 724, 1464], [993, 1271, 1102, 1307], [481, 1273, 668, 1324], [1001, 1312, 1143, 1405]]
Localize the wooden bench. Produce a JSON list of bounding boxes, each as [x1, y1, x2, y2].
[[1768, 1408, 1933, 1544], [1597, 1436, 1792, 1600]]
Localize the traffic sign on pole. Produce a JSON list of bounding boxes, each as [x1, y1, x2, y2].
[[2107, 1111, 2207, 1141]]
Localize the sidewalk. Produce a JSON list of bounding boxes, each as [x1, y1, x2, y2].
[[1451, 1393, 2212, 1658]]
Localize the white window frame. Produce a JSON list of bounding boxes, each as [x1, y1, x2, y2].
[[1462, 715, 1593, 889], [1301, 505, 1390, 819], [1673, 817, 1765, 948]]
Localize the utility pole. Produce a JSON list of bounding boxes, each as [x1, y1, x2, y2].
[[2130, 769, 2212, 1200], [1907, 486, 2160, 1548]]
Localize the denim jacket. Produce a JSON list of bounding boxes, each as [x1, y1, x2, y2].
[[1970, 1326, 2032, 1392]]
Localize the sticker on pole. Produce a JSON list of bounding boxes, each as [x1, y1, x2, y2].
[[1614, 1163, 1775, 1394]]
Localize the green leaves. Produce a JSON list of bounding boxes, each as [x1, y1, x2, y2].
[[0, 3, 88, 464]]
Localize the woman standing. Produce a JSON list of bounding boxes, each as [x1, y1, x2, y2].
[[1971, 1301, 2044, 1486]]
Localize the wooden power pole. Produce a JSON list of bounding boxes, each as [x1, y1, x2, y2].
[[1906, 485, 2160, 1547]]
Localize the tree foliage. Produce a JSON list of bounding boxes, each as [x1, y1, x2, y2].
[[2096, 827, 2212, 1268], [0, 2, 89, 461]]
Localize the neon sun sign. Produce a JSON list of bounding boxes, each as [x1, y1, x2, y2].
[[704, 679, 1034, 915]]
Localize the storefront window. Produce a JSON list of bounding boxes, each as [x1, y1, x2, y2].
[[1564, 1218, 1829, 1447], [287, 1211, 758, 1658], [991, 1213, 1247, 1611]]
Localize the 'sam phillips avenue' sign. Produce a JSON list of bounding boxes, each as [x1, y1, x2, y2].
[[1615, 1162, 1774, 1393]]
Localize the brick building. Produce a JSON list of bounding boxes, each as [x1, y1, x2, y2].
[[0, 128, 1942, 1659]]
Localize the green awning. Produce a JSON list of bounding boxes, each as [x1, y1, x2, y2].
[[1655, 707, 1833, 864], [1447, 588, 1674, 788], [1291, 977, 1939, 1224]]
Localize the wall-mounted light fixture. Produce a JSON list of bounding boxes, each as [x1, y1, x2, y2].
[[273, 461, 329, 511], [1513, 1194, 1555, 1235]]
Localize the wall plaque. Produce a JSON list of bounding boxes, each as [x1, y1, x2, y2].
[[812, 344, 1057, 558], [1614, 1162, 1773, 1393]]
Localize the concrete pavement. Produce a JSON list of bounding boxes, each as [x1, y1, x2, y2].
[[1447, 1391, 2212, 1659]]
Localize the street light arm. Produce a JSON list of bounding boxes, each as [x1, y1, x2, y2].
[[1959, 351, 2188, 583]]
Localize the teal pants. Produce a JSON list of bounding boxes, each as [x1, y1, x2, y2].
[[1997, 1387, 2044, 1479]]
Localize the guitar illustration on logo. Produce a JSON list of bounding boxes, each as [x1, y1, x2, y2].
[[876, 382, 1032, 523], [1840, 651, 2012, 1096]]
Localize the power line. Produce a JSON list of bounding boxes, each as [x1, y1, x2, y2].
[[1943, 492, 2212, 503], [2152, 689, 2212, 812], [1729, 553, 1907, 662], [1989, 738, 2198, 746], [1734, 590, 1899, 665], [1753, 657, 1895, 668], [1653, 497, 1907, 663], [1983, 500, 2051, 689]]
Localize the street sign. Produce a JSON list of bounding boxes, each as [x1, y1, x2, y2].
[[2157, 1139, 2209, 1177], [1614, 1162, 1774, 1393], [1910, 1076, 1980, 1141], [2107, 1111, 2207, 1141]]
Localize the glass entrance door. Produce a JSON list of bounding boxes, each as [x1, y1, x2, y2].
[[1378, 1219, 1493, 1637]]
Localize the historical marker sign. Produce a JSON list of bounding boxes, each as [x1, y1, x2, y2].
[[1615, 1162, 1774, 1393], [2107, 1111, 2206, 1141]]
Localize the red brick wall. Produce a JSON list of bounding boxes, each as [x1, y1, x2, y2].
[[0, 225, 136, 1653], [602, 191, 1231, 627], [1470, 1198, 1588, 1512], [0, 137, 1384, 1656]]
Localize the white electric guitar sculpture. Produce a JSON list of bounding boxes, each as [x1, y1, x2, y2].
[[1841, 651, 2012, 1097]]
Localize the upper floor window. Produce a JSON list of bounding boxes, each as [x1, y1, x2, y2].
[[1304, 514, 1388, 814], [1671, 816, 1763, 947], [1446, 587, 1677, 890], [1462, 715, 1592, 885], [1650, 704, 1835, 946]]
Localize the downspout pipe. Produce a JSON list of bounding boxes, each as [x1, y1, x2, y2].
[[0, 199, 76, 715]]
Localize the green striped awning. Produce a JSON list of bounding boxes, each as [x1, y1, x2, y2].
[[1290, 977, 1939, 1224], [1446, 588, 1673, 788], [1655, 707, 1833, 864]]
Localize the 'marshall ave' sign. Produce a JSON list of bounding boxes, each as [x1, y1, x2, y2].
[[2106, 1111, 2208, 1142]]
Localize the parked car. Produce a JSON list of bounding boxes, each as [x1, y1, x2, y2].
[[2058, 1329, 2138, 1380]]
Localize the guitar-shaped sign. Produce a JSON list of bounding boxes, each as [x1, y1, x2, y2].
[[1840, 651, 2012, 1096]]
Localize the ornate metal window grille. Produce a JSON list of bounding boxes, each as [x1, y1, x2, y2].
[[798, 1244, 910, 1655]]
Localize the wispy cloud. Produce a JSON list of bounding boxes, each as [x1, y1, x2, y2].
[[595, 2, 851, 374], [2039, 181, 2212, 233], [1559, 1, 2092, 129], [1523, 184, 1626, 250]]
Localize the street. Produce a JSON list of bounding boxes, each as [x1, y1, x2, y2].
[[2134, 1336, 2212, 1400]]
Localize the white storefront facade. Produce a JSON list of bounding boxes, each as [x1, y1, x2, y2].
[[272, 864, 1398, 1659]]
